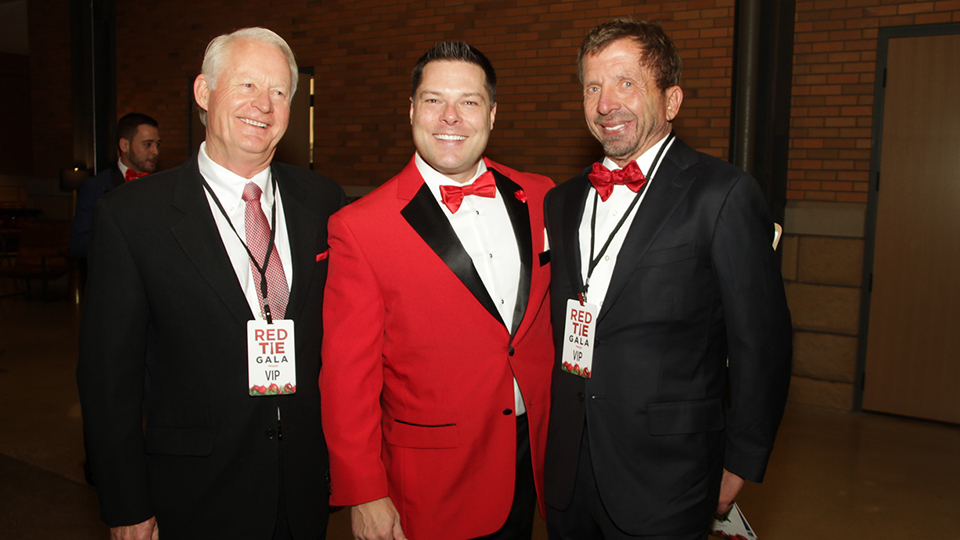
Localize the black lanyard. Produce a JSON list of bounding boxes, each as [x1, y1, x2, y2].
[[201, 177, 281, 323], [582, 132, 675, 303]]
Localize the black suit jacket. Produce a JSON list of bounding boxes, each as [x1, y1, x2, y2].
[[77, 155, 346, 539], [70, 165, 124, 258], [543, 137, 792, 535]]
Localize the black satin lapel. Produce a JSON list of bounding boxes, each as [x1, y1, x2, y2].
[[491, 169, 531, 337], [401, 182, 505, 327], [170, 159, 253, 326], [563, 171, 592, 298], [599, 159, 693, 321], [274, 167, 317, 322]]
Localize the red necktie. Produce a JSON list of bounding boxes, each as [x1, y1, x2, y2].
[[242, 182, 289, 320], [439, 171, 497, 213], [124, 169, 149, 182], [588, 161, 646, 202]]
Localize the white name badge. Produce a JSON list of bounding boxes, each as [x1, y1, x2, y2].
[[562, 298, 597, 378], [247, 319, 296, 396]]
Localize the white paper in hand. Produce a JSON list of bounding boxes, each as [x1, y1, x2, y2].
[[711, 502, 757, 539]]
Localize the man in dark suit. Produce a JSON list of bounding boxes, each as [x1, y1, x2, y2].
[[77, 27, 345, 540], [543, 19, 792, 540], [69, 112, 160, 258], [321, 42, 554, 540]]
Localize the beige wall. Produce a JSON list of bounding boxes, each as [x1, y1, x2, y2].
[[782, 201, 866, 409]]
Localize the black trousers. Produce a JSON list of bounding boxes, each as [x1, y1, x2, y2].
[[546, 427, 708, 540], [474, 412, 537, 540], [272, 438, 296, 540]]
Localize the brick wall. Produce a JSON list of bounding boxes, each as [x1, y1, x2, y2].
[[789, 1, 960, 202], [106, 0, 738, 185], [27, 1, 960, 194]]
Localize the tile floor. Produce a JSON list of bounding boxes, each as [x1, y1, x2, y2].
[[0, 278, 957, 539]]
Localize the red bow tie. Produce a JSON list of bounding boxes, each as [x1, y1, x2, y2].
[[124, 169, 149, 182], [439, 171, 497, 213], [588, 161, 646, 202]]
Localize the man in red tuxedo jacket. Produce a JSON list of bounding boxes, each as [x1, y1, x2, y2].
[[321, 42, 555, 540]]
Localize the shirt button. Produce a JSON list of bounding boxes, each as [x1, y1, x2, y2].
[[265, 429, 275, 440], [476, 210, 480, 215], [604, 255, 610, 261], [503, 409, 513, 415]]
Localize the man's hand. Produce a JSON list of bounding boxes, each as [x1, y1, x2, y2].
[[109, 517, 158, 540], [716, 469, 745, 516], [351, 497, 408, 540]]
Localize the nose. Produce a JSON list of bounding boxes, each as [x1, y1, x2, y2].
[[440, 102, 460, 124], [252, 89, 273, 113], [596, 86, 620, 116]]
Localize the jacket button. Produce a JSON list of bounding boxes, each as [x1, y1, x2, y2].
[[577, 392, 585, 402], [508, 346, 515, 356], [265, 429, 275, 440], [503, 409, 513, 415]]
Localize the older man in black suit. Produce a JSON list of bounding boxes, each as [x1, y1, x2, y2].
[[77, 27, 345, 540], [543, 19, 792, 540]]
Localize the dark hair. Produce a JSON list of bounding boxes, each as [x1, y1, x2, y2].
[[578, 18, 682, 91], [117, 113, 159, 144], [411, 41, 497, 105]]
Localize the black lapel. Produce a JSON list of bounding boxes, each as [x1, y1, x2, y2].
[[170, 156, 253, 326], [599, 140, 698, 320], [273, 165, 318, 322], [562, 167, 593, 300], [490, 168, 531, 337], [401, 181, 505, 327], [110, 166, 124, 189]]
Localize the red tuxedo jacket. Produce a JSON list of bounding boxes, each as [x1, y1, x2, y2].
[[321, 157, 555, 539]]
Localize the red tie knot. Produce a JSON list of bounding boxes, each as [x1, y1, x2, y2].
[[242, 182, 263, 203], [587, 160, 646, 202], [439, 170, 498, 213], [124, 169, 149, 182]]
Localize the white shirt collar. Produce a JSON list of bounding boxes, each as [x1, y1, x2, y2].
[[198, 141, 274, 212], [601, 132, 674, 179], [415, 152, 489, 196]]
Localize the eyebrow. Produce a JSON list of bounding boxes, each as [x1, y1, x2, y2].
[[419, 90, 485, 99]]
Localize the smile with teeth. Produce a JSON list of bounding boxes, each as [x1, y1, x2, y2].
[[240, 118, 268, 128], [602, 123, 628, 132], [435, 134, 467, 141]]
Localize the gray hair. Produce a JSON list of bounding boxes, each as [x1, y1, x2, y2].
[[198, 27, 298, 125]]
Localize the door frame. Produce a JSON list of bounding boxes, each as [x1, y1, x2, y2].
[[855, 22, 960, 411]]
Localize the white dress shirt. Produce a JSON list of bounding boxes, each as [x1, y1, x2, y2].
[[415, 153, 527, 415], [198, 142, 293, 321], [117, 159, 129, 179], [579, 133, 676, 308]]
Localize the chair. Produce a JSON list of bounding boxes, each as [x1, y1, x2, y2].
[[0, 220, 71, 299]]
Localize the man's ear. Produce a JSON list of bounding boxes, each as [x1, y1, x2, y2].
[[194, 74, 210, 112], [118, 138, 130, 155], [665, 86, 683, 122]]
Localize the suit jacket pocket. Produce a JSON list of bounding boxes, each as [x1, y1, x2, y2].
[[384, 419, 460, 449], [637, 242, 696, 268], [647, 398, 724, 435], [144, 426, 216, 456]]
